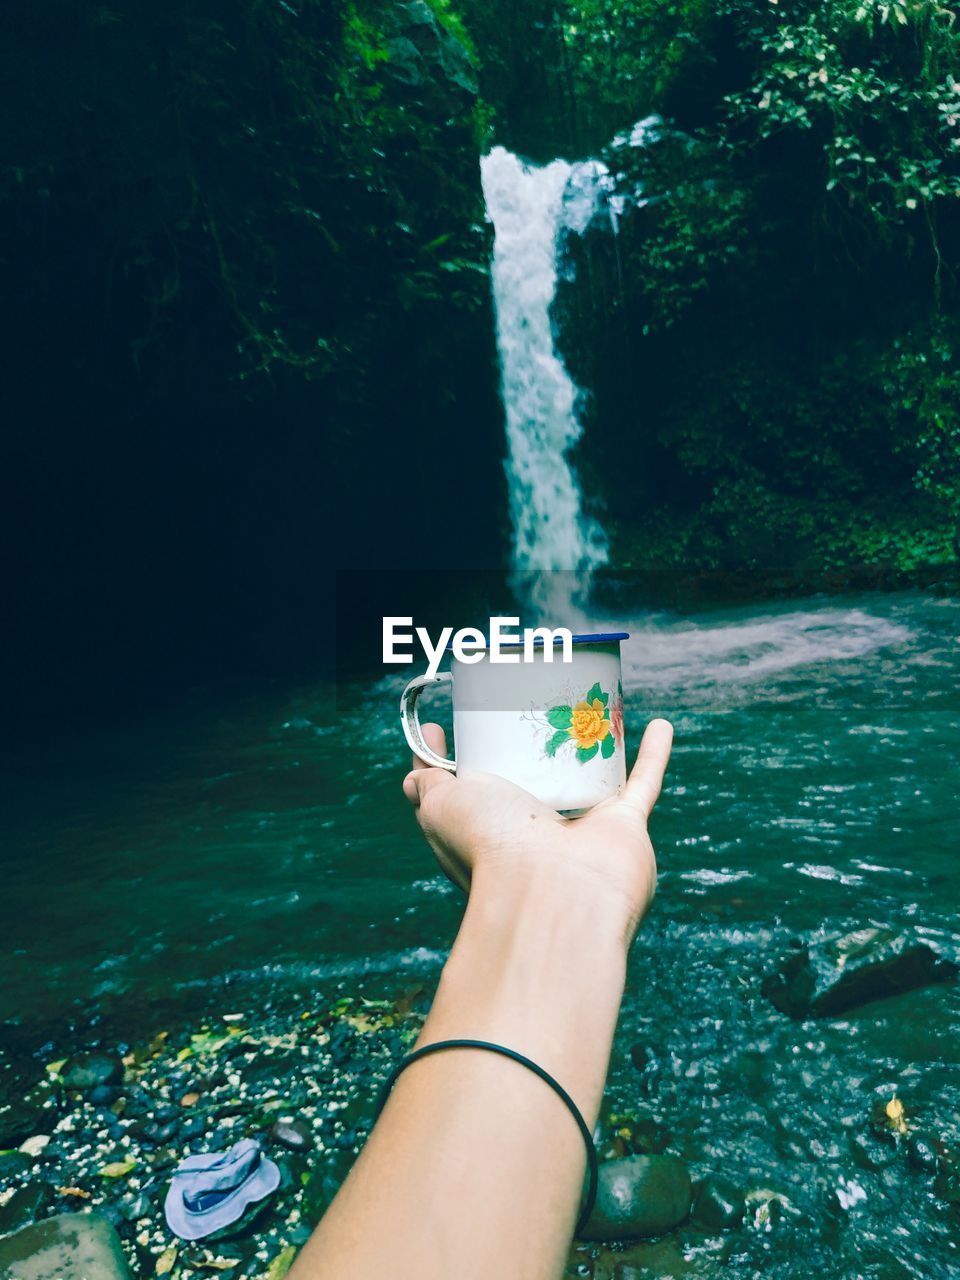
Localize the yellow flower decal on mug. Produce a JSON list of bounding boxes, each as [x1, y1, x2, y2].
[[544, 682, 619, 762], [569, 698, 610, 749]]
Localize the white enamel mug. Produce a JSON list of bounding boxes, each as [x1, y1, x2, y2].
[[400, 632, 628, 813]]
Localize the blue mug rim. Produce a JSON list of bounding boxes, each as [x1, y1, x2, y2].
[[446, 631, 629, 651]]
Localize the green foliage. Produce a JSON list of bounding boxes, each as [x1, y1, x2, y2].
[[880, 320, 960, 511], [2, 0, 490, 383], [528, 0, 960, 571]]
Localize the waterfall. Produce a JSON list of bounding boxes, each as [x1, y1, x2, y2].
[[480, 146, 611, 620]]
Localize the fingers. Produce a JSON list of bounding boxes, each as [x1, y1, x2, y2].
[[411, 721, 447, 771], [621, 718, 673, 819], [404, 722, 455, 809]]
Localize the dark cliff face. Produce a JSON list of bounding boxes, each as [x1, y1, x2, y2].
[[2, 1, 506, 723]]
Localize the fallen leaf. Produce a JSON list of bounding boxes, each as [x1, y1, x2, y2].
[[264, 1245, 297, 1280], [56, 1186, 91, 1199], [100, 1158, 137, 1178], [885, 1096, 908, 1134], [180, 1092, 201, 1107], [156, 1244, 178, 1275], [45, 1058, 67, 1077], [149, 1031, 170, 1056]]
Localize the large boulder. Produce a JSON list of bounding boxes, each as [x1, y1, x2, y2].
[[581, 1154, 692, 1242], [0, 1214, 131, 1280], [384, 1, 478, 98], [762, 927, 958, 1018]]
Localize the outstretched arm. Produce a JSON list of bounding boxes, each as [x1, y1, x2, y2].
[[290, 718, 673, 1280]]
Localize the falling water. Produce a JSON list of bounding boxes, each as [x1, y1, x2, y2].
[[480, 146, 611, 619]]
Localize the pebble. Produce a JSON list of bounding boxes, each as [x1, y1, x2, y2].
[[628, 1043, 651, 1072], [271, 1117, 313, 1152], [61, 1052, 124, 1091], [88, 1085, 124, 1107], [581, 1155, 692, 1242], [17, 1135, 50, 1157]]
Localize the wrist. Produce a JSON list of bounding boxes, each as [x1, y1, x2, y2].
[[465, 858, 636, 961], [422, 861, 628, 1122]]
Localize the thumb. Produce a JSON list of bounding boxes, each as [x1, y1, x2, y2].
[[622, 718, 674, 818], [403, 765, 455, 809]]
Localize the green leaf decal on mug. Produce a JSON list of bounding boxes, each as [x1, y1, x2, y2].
[[546, 705, 573, 729], [544, 729, 570, 757], [576, 743, 599, 763]]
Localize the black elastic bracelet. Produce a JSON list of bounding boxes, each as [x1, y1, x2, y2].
[[372, 1037, 599, 1237]]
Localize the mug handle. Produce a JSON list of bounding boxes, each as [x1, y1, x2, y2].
[[400, 672, 456, 771]]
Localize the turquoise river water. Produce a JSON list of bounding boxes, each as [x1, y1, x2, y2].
[[2, 589, 958, 1276]]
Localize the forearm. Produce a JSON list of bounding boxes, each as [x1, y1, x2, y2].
[[291, 865, 628, 1280]]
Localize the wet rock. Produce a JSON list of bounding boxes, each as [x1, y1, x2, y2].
[[244, 1052, 298, 1086], [16, 1135, 50, 1159], [933, 1165, 960, 1208], [88, 1085, 123, 1107], [121, 1193, 153, 1222], [581, 1155, 692, 1242], [610, 1237, 693, 1277], [384, 0, 478, 99], [0, 1152, 33, 1180], [762, 927, 958, 1018], [270, 1116, 312, 1152], [906, 1131, 942, 1174], [0, 1183, 51, 1236], [327, 1024, 355, 1066], [849, 1129, 897, 1171], [0, 1101, 43, 1151], [61, 1052, 124, 1091], [0, 1213, 131, 1280], [181, 1116, 208, 1141], [628, 1043, 651, 1072], [692, 1175, 744, 1231]]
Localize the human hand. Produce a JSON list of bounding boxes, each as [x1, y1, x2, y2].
[[402, 719, 673, 947]]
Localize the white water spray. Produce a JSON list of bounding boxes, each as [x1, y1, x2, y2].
[[480, 146, 611, 619]]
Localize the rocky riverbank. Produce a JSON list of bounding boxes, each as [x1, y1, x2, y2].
[[1, 958, 960, 1278], [0, 988, 429, 1279]]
